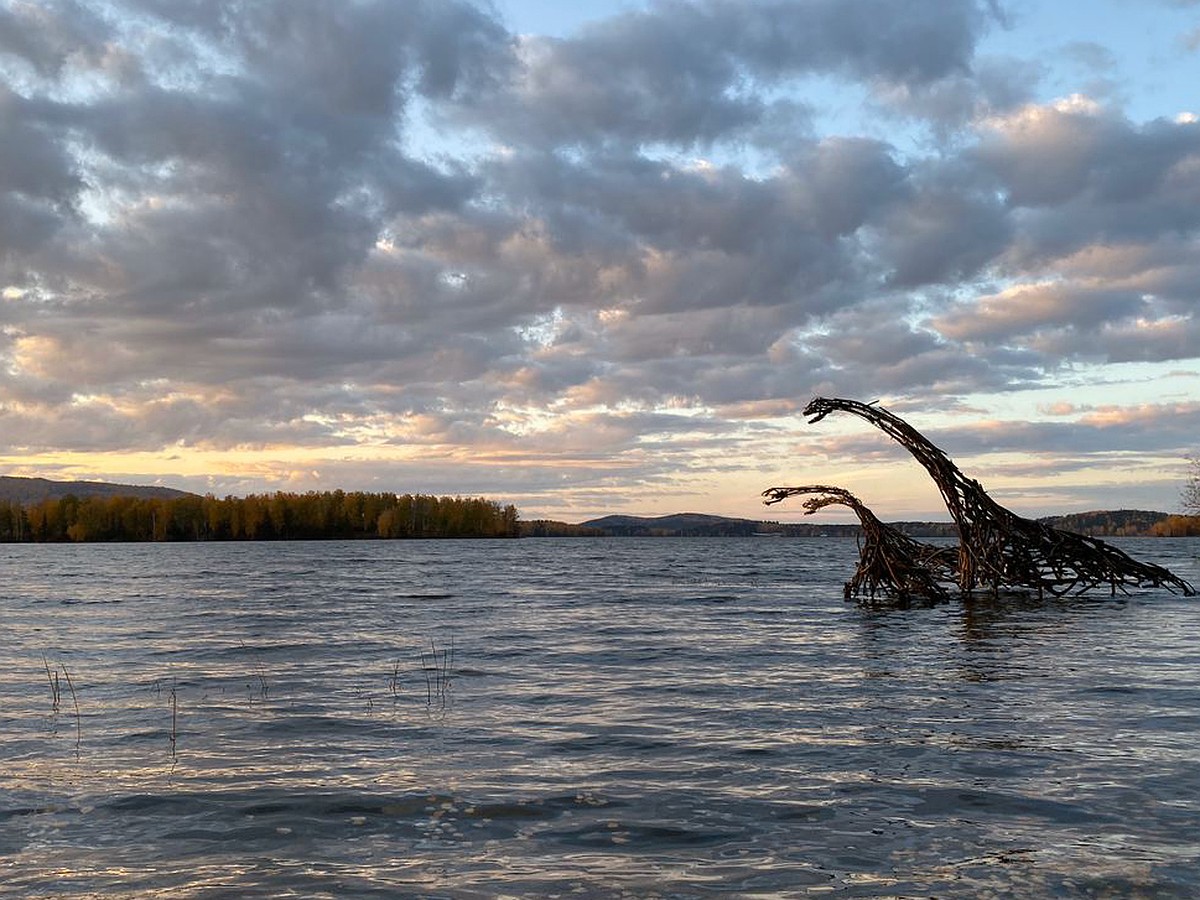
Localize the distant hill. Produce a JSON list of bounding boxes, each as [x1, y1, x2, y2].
[[519, 519, 607, 537], [578, 512, 863, 537], [582, 513, 766, 536], [1037, 509, 1172, 537], [549, 509, 1176, 538], [0, 476, 193, 505]]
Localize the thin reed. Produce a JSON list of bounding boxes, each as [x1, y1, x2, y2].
[[42, 655, 61, 714], [239, 640, 270, 702], [61, 663, 81, 754], [421, 638, 455, 709], [169, 677, 178, 761]]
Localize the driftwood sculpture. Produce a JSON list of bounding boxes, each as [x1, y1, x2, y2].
[[762, 485, 958, 603], [770, 397, 1195, 598]]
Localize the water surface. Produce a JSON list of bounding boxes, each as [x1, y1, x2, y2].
[[2, 538, 1198, 896]]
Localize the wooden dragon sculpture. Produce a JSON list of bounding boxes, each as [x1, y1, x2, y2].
[[765, 397, 1195, 599]]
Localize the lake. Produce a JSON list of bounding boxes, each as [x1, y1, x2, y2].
[[2, 537, 1198, 897]]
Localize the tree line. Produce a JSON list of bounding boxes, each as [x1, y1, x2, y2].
[[0, 491, 519, 542]]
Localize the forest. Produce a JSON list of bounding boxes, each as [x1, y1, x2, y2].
[[0, 491, 520, 542]]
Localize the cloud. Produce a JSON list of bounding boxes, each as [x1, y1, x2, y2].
[[456, 0, 992, 148], [0, 88, 82, 254], [975, 96, 1200, 211], [868, 54, 1041, 131], [2, 1, 508, 346], [933, 282, 1148, 343], [1, 0, 1199, 516], [871, 160, 1012, 286]]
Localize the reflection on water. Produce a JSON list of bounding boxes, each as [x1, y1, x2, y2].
[[1, 538, 1198, 896]]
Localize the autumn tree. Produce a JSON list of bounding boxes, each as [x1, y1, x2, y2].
[[1, 489, 520, 542], [1150, 515, 1200, 537], [0, 501, 28, 540]]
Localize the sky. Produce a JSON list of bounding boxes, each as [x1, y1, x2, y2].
[[1, 0, 1199, 523]]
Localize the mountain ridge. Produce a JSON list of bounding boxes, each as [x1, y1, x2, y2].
[[572, 509, 1179, 538], [0, 475, 194, 505]]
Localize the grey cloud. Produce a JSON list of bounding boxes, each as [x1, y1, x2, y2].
[[870, 54, 1041, 130], [975, 104, 1200, 209], [1033, 315, 1200, 365], [476, 138, 906, 320], [1009, 194, 1200, 277], [604, 306, 793, 363], [0, 91, 79, 204], [934, 284, 1149, 343], [873, 162, 1012, 286], [0, 0, 113, 77], [0, 392, 342, 454], [505, 20, 758, 147], [955, 110, 1200, 369], [1062, 42, 1117, 74], [691, 360, 824, 409], [123, 0, 511, 108], [461, 0, 991, 148], [806, 305, 1045, 396], [938, 406, 1200, 456], [788, 138, 909, 239], [2, 0, 505, 362], [721, 0, 988, 83], [61, 83, 477, 313], [810, 313, 944, 366], [0, 193, 64, 255], [0, 88, 81, 254]]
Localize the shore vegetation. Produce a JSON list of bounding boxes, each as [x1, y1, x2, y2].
[[0, 491, 519, 542]]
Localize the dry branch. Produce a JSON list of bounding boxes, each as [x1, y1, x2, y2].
[[763, 485, 958, 603], [793, 397, 1195, 598]]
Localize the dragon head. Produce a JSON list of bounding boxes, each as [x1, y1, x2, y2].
[[802, 396, 836, 424], [803, 396, 880, 424]]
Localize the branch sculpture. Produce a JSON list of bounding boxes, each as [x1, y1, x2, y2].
[[791, 397, 1195, 598], [762, 485, 958, 603]]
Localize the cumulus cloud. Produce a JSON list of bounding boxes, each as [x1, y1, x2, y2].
[[975, 96, 1200, 210], [455, 0, 992, 149], [933, 282, 1148, 342]]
